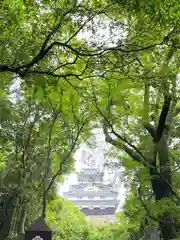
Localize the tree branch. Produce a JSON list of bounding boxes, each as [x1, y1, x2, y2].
[[155, 96, 171, 142], [143, 123, 157, 139], [90, 81, 148, 164], [174, 107, 180, 116], [143, 83, 149, 122], [0, 28, 176, 77], [42, 117, 88, 219], [103, 121, 145, 163], [42, 111, 60, 218]]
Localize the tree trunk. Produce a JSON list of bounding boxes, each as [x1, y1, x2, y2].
[[17, 203, 26, 235], [150, 167, 176, 240], [0, 195, 16, 240], [159, 213, 176, 240], [147, 131, 176, 240]]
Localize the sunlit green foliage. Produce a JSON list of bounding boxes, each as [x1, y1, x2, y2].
[[47, 197, 87, 240], [1, 0, 180, 239]]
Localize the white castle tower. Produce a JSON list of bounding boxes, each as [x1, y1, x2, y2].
[[63, 145, 119, 224]]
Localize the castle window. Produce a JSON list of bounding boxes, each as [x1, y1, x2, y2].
[[77, 196, 83, 199], [88, 196, 94, 199], [100, 196, 105, 199]]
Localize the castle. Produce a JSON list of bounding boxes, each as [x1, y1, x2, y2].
[[63, 147, 119, 224]]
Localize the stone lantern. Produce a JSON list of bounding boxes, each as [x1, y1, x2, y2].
[[25, 218, 52, 240]]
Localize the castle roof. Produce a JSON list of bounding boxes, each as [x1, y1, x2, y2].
[[68, 183, 116, 192], [81, 207, 116, 216], [79, 168, 103, 175], [63, 166, 119, 217]]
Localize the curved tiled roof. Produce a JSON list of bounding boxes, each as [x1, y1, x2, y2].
[[68, 183, 116, 192], [81, 207, 116, 216], [79, 168, 103, 175]]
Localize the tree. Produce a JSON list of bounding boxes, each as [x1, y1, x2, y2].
[[1, 0, 180, 239], [47, 198, 141, 240], [85, 2, 180, 238], [0, 3, 124, 238], [47, 197, 87, 240], [0, 1, 96, 238], [69, 1, 180, 239], [0, 83, 89, 239]]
